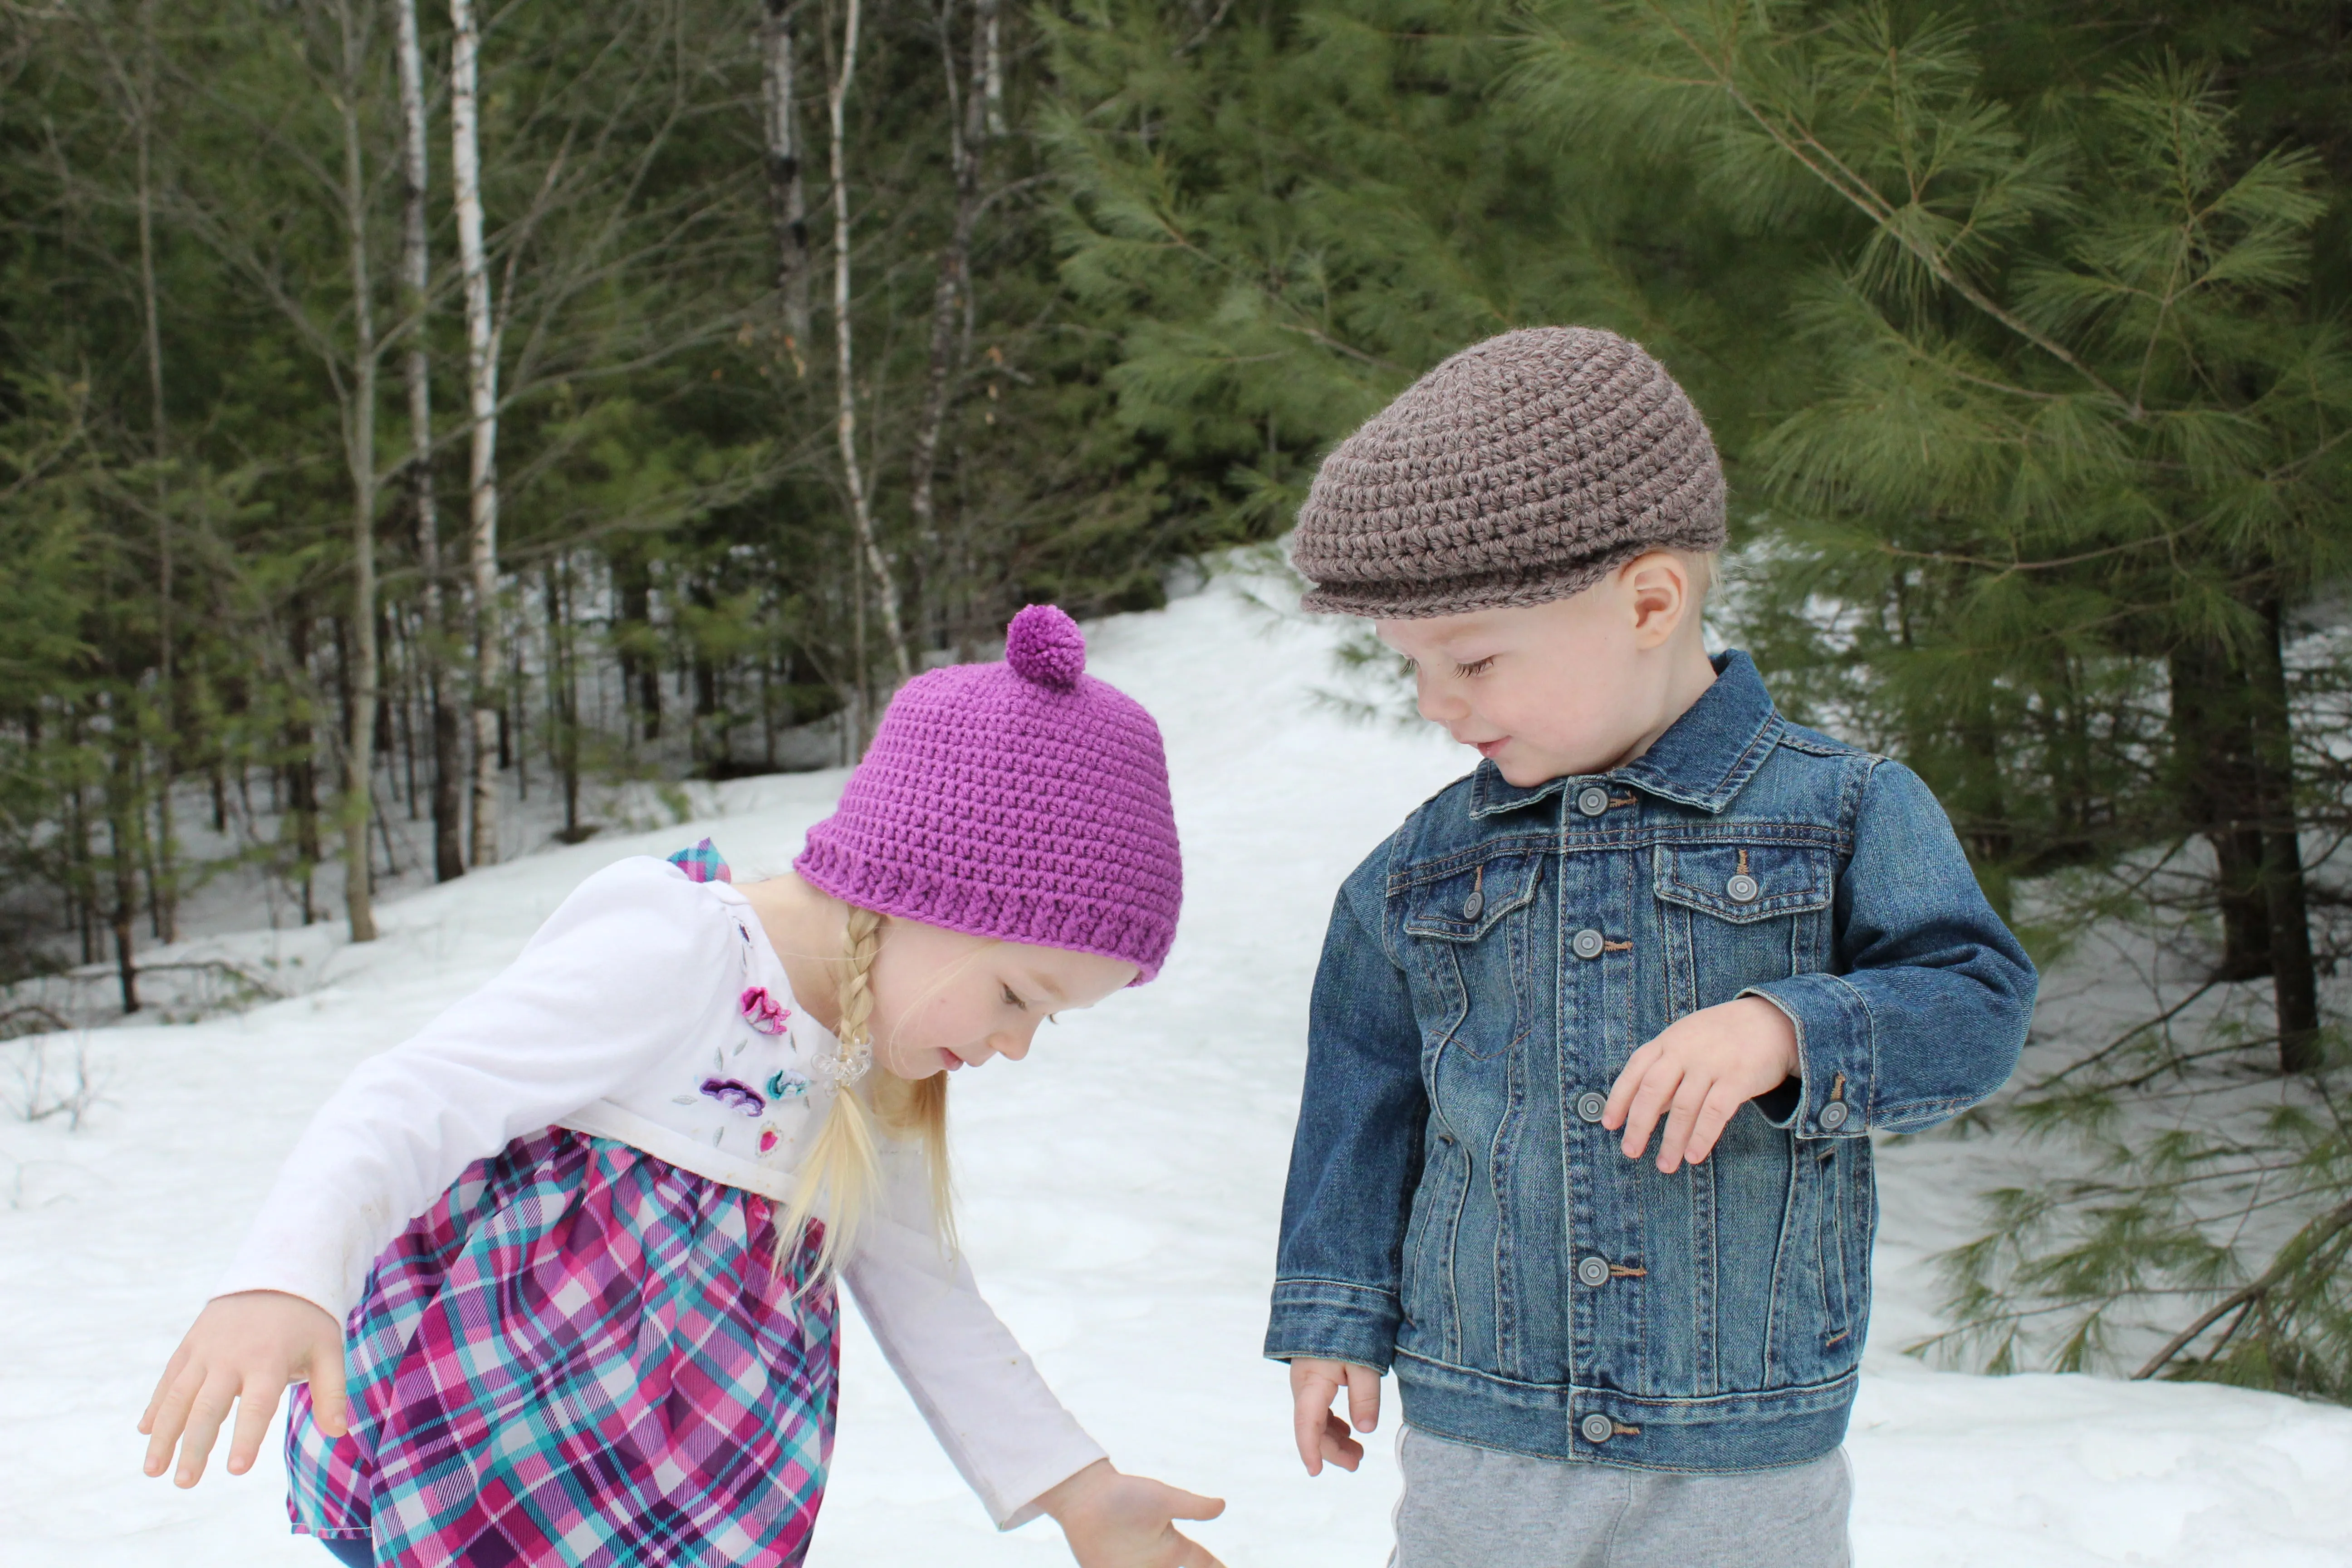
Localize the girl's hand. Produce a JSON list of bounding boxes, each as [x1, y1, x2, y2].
[[1289, 1357, 1380, 1475], [1037, 1459, 1227, 1568], [139, 1289, 348, 1487], [1605, 995, 1802, 1174]]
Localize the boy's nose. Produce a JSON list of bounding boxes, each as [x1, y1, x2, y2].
[[1415, 672, 1465, 724]]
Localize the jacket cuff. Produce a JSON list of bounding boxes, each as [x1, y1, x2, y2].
[[1742, 975, 1872, 1138], [1264, 1279, 1401, 1371]]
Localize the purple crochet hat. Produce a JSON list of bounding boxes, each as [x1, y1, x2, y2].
[[794, 605, 1182, 982]]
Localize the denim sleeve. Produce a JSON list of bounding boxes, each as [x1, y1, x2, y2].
[[1264, 847, 1427, 1372], [1744, 758, 2037, 1137]]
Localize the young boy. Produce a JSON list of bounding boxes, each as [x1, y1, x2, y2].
[[1266, 327, 2037, 1567]]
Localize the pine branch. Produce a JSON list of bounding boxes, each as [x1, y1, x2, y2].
[[2132, 1197, 2352, 1380]]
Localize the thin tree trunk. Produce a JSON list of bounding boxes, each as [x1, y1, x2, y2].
[[334, 0, 380, 943], [978, 0, 1004, 137], [451, 0, 503, 868], [2170, 640, 2271, 980], [288, 616, 321, 926], [106, 754, 141, 1014], [908, 0, 985, 600], [825, 0, 913, 687], [544, 560, 581, 838], [2248, 600, 2319, 1073], [760, 0, 812, 373], [133, 0, 177, 946], [617, 554, 660, 741], [397, 0, 466, 883]]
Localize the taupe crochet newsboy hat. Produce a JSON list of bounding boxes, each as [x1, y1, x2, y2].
[[1290, 326, 1726, 618]]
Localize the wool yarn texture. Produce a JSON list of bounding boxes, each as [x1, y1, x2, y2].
[[1290, 326, 1727, 618], [794, 604, 1182, 982]]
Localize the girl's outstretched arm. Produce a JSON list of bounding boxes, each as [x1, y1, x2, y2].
[[138, 1289, 346, 1488], [1039, 1460, 1226, 1568]]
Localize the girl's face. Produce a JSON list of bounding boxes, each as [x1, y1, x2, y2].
[[863, 920, 1139, 1080]]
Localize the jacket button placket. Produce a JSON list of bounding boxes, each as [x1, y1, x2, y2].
[[1560, 780, 1630, 1424]]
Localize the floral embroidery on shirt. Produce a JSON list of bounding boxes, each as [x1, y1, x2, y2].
[[740, 986, 791, 1035], [758, 1126, 781, 1155], [699, 1077, 766, 1117], [765, 1070, 809, 1101]]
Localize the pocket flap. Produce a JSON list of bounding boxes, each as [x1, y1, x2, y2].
[[1653, 841, 1834, 924], [1401, 852, 1544, 942]]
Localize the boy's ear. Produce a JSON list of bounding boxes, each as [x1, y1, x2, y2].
[[1621, 550, 1693, 647]]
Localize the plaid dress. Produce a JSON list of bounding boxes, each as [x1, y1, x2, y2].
[[284, 1127, 837, 1568]]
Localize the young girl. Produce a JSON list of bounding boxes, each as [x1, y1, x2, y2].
[[139, 606, 1225, 1568]]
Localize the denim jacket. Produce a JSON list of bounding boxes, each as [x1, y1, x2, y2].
[[1265, 651, 2036, 1472]]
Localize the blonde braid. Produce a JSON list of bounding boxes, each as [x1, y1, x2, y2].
[[775, 906, 956, 1278]]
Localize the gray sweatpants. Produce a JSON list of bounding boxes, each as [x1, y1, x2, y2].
[[1389, 1425, 1852, 1568]]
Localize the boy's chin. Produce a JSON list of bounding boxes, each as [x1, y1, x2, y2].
[[1493, 755, 1577, 789]]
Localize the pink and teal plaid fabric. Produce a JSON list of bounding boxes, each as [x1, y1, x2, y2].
[[285, 1127, 837, 1567], [666, 839, 731, 885]]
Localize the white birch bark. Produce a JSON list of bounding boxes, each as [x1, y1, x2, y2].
[[132, 0, 178, 944], [909, 0, 985, 593], [332, 0, 380, 943], [979, 0, 1004, 138], [451, 0, 503, 867], [826, 0, 912, 685], [395, 0, 464, 882]]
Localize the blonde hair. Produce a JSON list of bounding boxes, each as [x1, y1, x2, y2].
[[1675, 547, 1719, 605], [775, 905, 954, 1280]]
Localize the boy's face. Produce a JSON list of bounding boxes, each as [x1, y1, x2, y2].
[[1374, 550, 1709, 789]]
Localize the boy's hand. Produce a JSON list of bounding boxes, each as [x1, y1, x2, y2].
[[1038, 1459, 1226, 1568], [1289, 1357, 1380, 1475], [139, 1289, 347, 1487], [1604, 995, 1800, 1174]]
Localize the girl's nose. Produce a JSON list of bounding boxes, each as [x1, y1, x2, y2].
[[991, 1027, 1034, 1063]]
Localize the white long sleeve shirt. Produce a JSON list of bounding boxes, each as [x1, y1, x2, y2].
[[215, 855, 1103, 1529]]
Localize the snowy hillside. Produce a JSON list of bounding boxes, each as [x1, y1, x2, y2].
[[6, 564, 2351, 1567]]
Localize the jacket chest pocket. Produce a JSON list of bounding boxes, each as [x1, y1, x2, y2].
[[1398, 852, 1543, 1062], [1652, 841, 1835, 1016]]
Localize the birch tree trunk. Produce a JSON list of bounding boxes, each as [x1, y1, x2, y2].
[[760, 0, 812, 374], [979, 0, 1004, 138], [826, 0, 913, 689], [395, 0, 464, 882], [451, 0, 504, 867], [909, 0, 986, 626], [134, 0, 177, 945], [333, 0, 380, 943]]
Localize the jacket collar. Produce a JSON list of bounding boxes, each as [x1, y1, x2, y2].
[[1468, 650, 1784, 819]]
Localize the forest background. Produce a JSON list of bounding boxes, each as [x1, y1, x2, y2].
[[3, 0, 2350, 1401]]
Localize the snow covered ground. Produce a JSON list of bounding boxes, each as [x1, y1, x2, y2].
[[6, 563, 2351, 1567]]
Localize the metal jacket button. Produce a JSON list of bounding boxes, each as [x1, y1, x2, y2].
[[1576, 784, 1611, 817], [1575, 1090, 1607, 1123], [1819, 1100, 1850, 1131], [1571, 928, 1606, 960], [1462, 889, 1484, 920], [1725, 872, 1760, 903], [1577, 1254, 1611, 1287], [1579, 1412, 1615, 1444]]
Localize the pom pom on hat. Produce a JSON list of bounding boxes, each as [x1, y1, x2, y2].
[[1005, 603, 1086, 691]]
